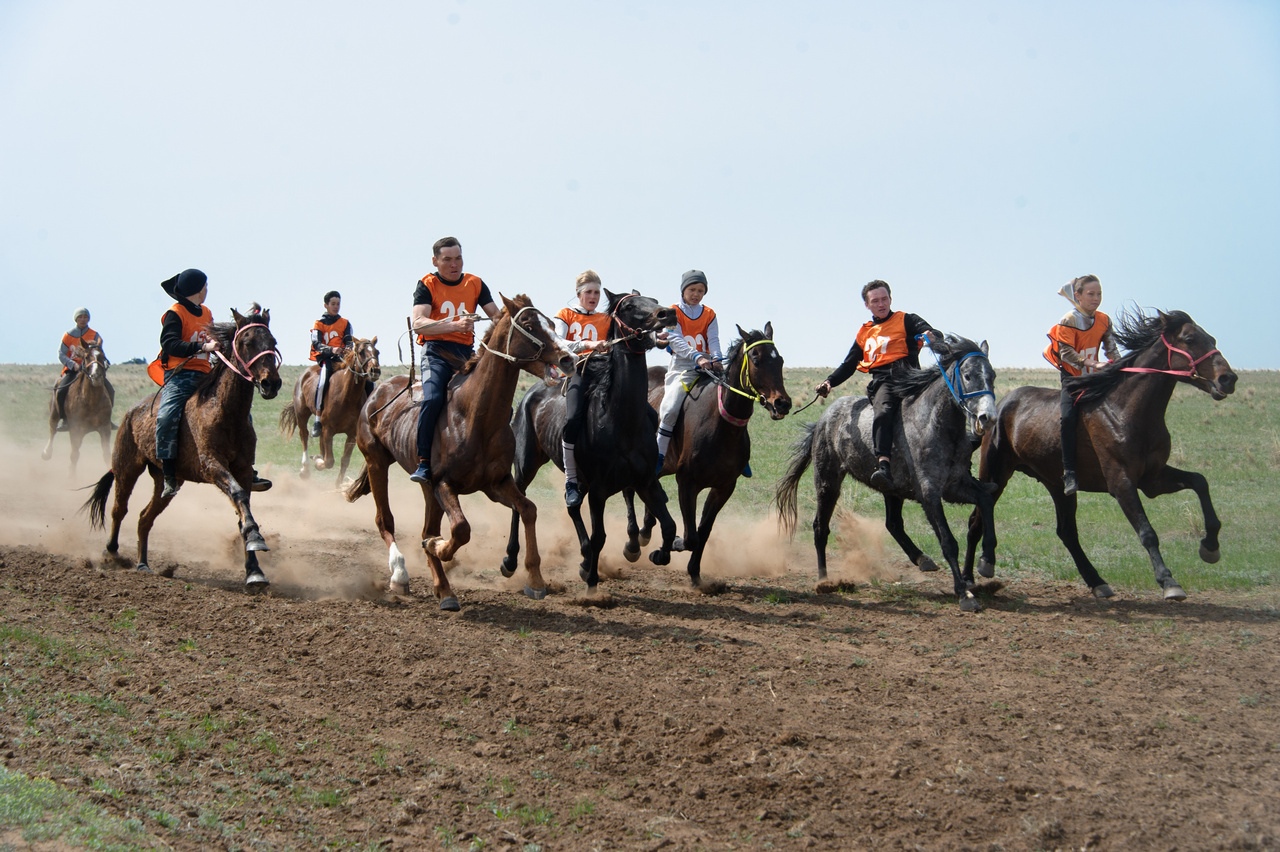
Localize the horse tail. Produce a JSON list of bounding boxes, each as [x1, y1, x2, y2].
[[278, 402, 297, 438], [345, 466, 370, 502], [774, 422, 817, 538], [82, 470, 115, 531]]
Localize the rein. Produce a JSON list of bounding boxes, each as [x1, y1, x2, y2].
[[212, 323, 280, 383], [694, 338, 777, 427], [478, 306, 551, 363], [1120, 333, 1219, 380]]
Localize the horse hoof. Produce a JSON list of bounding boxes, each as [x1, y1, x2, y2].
[[299, 466, 311, 480], [388, 581, 409, 595], [439, 596, 461, 612], [649, 549, 670, 566], [579, 566, 590, 583], [313, 457, 328, 471], [1092, 584, 1115, 599], [638, 530, 652, 546], [622, 543, 640, 564], [1163, 585, 1187, 602], [135, 562, 152, 574], [245, 535, 270, 553], [523, 585, 548, 601], [41, 448, 52, 461], [245, 571, 269, 588], [671, 537, 686, 553], [977, 557, 995, 578], [959, 595, 982, 613], [500, 556, 518, 578], [917, 555, 940, 573], [1199, 544, 1221, 564]]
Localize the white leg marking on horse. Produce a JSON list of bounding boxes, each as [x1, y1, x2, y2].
[[388, 542, 409, 588]]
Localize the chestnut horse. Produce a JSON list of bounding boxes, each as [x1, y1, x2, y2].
[[42, 338, 115, 475], [504, 289, 679, 592], [84, 309, 283, 585], [964, 308, 1237, 601], [626, 324, 793, 585], [345, 294, 574, 610], [279, 336, 382, 483]]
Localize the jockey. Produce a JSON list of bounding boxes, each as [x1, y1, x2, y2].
[[53, 307, 111, 431], [815, 279, 938, 491], [554, 269, 612, 508], [1043, 274, 1120, 496], [308, 290, 354, 437], [655, 269, 723, 476], [409, 236, 499, 484]]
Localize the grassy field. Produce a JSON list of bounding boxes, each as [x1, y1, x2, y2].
[[3, 360, 1277, 594]]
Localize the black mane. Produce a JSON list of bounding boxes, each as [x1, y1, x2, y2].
[[195, 321, 238, 402], [1065, 307, 1193, 403], [886, 333, 985, 402]]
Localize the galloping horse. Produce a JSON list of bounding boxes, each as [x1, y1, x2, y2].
[[504, 289, 679, 592], [42, 338, 115, 475], [776, 333, 998, 612], [345, 294, 574, 610], [625, 324, 793, 585], [279, 336, 382, 483], [964, 308, 1236, 601], [84, 308, 283, 585]]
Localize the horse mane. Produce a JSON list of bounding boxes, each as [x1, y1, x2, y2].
[[1064, 307, 1191, 403], [885, 333, 984, 402], [195, 321, 238, 402], [452, 294, 533, 380]]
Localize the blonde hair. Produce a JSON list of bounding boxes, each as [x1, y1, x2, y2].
[[575, 269, 602, 294]]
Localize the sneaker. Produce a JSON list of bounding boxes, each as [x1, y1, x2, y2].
[[1063, 471, 1078, 497], [565, 481, 583, 509], [742, 462, 753, 478], [655, 453, 665, 477], [161, 477, 181, 499], [250, 475, 272, 493], [409, 461, 431, 484], [310, 419, 322, 438], [869, 461, 892, 491]]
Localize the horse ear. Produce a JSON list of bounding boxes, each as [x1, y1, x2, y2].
[[371, 335, 377, 345], [631, 289, 640, 296], [500, 293, 517, 314], [736, 324, 748, 340], [764, 321, 773, 339], [231, 308, 246, 325], [980, 340, 989, 356], [261, 308, 270, 324], [602, 287, 619, 305]]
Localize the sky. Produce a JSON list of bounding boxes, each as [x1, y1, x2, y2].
[[2, 0, 1277, 370]]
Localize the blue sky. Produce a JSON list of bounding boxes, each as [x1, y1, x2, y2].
[[2, 0, 1277, 369]]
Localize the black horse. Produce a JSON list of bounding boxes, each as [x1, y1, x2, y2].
[[964, 308, 1237, 601], [776, 333, 997, 612], [504, 289, 678, 591]]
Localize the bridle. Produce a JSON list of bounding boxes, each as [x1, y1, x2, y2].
[[478, 306, 553, 363], [1121, 333, 1220, 381], [212, 322, 281, 384], [344, 341, 381, 379], [925, 339, 995, 426], [693, 338, 777, 427]]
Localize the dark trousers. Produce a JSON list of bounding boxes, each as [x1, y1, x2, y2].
[[866, 369, 901, 461], [415, 342, 473, 462], [53, 370, 77, 418], [562, 372, 587, 445], [1059, 372, 1078, 473], [156, 369, 203, 461]]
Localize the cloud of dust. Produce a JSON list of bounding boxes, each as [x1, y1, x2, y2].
[[826, 506, 909, 584]]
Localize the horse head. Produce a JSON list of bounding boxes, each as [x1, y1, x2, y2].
[[937, 333, 997, 436], [1158, 311, 1237, 400], [487, 294, 575, 378], [604, 288, 677, 350], [80, 340, 108, 388], [230, 307, 283, 399], [734, 322, 792, 420], [345, 336, 382, 382]]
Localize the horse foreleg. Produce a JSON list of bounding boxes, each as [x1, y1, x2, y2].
[[486, 478, 547, 600], [502, 507, 523, 578], [1112, 479, 1185, 600], [337, 434, 357, 485], [99, 427, 111, 467], [918, 493, 979, 612], [811, 464, 844, 582], [134, 475, 176, 576], [366, 461, 408, 593], [883, 496, 932, 572], [1142, 465, 1221, 565], [621, 488, 643, 563], [637, 479, 676, 567], [208, 468, 269, 585], [421, 485, 461, 611], [578, 491, 608, 590], [687, 482, 735, 587], [68, 431, 84, 478], [1048, 489, 1113, 598]]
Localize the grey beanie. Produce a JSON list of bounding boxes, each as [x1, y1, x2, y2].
[[680, 269, 708, 295], [73, 307, 90, 321]]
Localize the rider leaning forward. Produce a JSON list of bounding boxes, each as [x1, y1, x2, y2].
[[409, 236, 499, 484], [309, 290, 354, 438], [815, 279, 938, 491], [1042, 274, 1120, 497], [53, 307, 112, 431], [554, 269, 611, 508]]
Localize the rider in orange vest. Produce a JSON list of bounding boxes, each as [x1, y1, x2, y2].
[[655, 269, 724, 475], [1043, 274, 1120, 496], [553, 269, 612, 507], [308, 290, 354, 437], [816, 280, 938, 491], [53, 307, 112, 431], [409, 236, 499, 484]]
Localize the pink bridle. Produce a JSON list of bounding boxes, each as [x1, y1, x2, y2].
[[212, 322, 280, 382], [1121, 333, 1220, 380]]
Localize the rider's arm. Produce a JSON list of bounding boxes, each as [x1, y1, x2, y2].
[[160, 310, 205, 358], [58, 339, 77, 370], [825, 339, 865, 389]]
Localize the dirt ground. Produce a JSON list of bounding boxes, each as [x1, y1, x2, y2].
[[1, 441, 1278, 850]]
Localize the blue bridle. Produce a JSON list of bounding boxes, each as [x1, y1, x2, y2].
[[922, 338, 995, 423]]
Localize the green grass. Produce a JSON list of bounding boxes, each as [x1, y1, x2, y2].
[[4, 361, 1278, 594], [0, 765, 148, 851]]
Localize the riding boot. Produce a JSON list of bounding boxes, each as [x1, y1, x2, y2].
[[869, 459, 892, 491], [1063, 471, 1078, 497], [310, 418, 322, 438], [250, 470, 273, 492], [161, 459, 180, 499]]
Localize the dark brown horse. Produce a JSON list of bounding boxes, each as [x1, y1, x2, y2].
[[345, 294, 574, 610], [625, 324, 793, 584], [84, 309, 283, 585], [279, 336, 382, 483], [43, 338, 115, 475], [964, 308, 1237, 601]]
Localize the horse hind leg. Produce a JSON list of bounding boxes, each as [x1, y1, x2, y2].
[[1049, 491, 1114, 599], [917, 495, 980, 613], [883, 497, 938, 574], [421, 487, 461, 611]]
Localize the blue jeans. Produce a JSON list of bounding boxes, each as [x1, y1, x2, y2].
[[156, 369, 203, 461], [416, 341, 474, 461]]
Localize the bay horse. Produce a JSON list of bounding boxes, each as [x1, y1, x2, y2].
[[504, 289, 679, 592], [344, 294, 574, 610], [84, 308, 283, 585], [776, 333, 998, 612], [625, 324, 793, 585], [279, 336, 381, 483], [42, 338, 115, 475], [964, 308, 1237, 601]]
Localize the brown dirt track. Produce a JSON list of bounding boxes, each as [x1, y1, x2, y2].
[[2, 449, 1278, 850]]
